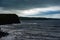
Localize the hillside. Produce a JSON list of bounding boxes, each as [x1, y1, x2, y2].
[[19, 17, 60, 20]]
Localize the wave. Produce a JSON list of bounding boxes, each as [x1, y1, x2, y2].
[[0, 21, 60, 40]]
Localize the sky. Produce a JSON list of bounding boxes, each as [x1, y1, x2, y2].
[[0, 0, 60, 18]]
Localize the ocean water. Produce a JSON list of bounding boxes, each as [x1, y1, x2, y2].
[[0, 20, 60, 40]]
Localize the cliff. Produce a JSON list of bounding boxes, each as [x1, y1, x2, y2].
[[0, 14, 20, 38], [0, 14, 20, 25]]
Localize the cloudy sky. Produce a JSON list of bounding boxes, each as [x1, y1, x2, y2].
[[0, 0, 60, 18]]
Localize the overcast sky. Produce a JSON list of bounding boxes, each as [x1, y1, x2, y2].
[[0, 0, 60, 18]]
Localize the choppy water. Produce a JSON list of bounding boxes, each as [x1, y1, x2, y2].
[[0, 20, 60, 40]]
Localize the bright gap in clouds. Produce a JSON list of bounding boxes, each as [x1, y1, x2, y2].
[[17, 6, 60, 16]]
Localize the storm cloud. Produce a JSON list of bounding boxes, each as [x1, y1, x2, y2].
[[0, 0, 60, 10], [0, 0, 60, 18]]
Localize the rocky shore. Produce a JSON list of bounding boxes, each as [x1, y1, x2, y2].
[[0, 31, 9, 38]]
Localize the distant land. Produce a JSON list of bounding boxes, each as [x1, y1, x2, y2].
[[19, 17, 60, 20]]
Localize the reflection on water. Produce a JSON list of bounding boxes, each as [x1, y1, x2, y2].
[[0, 20, 60, 40]]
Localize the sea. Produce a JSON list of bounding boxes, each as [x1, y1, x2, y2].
[[0, 20, 60, 40]]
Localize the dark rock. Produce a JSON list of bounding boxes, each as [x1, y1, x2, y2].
[[0, 31, 9, 38], [0, 14, 20, 25], [0, 14, 20, 38]]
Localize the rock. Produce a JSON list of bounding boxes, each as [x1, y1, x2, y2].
[[0, 31, 9, 38], [0, 14, 20, 25]]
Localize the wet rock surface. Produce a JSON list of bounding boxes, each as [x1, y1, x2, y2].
[[0, 31, 9, 38]]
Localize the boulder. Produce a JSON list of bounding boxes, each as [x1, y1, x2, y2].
[[0, 31, 9, 38], [0, 14, 20, 25]]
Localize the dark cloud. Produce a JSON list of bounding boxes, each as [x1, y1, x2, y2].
[[0, 0, 60, 10], [33, 11, 60, 16], [43, 11, 60, 15], [41, 11, 60, 15]]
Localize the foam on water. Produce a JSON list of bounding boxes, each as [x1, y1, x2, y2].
[[0, 20, 60, 40]]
